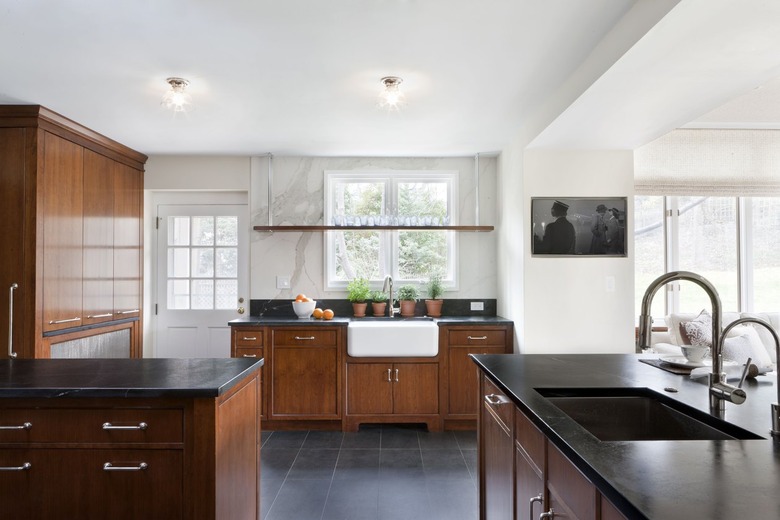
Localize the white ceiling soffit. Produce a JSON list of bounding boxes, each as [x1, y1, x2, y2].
[[0, 0, 637, 156], [529, 0, 780, 150]]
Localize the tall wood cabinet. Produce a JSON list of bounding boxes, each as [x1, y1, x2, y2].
[[0, 106, 147, 359]]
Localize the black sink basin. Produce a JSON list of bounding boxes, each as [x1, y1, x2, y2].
[[537, 387, 763, 441]]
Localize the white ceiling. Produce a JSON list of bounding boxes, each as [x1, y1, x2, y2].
[[0, 0, 778, 157]]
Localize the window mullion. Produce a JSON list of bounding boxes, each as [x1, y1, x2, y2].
[[739, 197, 752, 312]]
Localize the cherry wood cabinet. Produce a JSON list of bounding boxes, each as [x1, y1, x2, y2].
[[441, 323, 513, 428], [479, 376, 515, 520], [0, 105, 147, 358], [516, 407, 546, 520]]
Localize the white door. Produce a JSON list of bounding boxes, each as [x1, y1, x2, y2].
[[155, 203, 249, 358]]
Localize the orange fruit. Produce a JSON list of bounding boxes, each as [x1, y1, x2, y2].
[[312, 308, 324, 319], [294, 293, 307, 302], [322, 309, 334, 320], [303, 297, 313, 303]]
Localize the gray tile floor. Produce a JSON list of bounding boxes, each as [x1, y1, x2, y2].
[[261, 425, 478, 520]]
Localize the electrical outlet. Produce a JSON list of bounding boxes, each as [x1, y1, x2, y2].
[[276, 275, 290, 289], [470, 301, 484, 311]]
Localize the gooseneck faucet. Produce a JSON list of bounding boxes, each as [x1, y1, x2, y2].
[[637, 271, 746, 414], [382, 275, 395, 317]]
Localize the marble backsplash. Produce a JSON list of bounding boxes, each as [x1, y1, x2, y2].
[[250, 298, 498, 318]]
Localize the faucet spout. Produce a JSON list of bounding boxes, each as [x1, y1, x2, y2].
[[382, 275, 394, 317], [637, 271, 745, 414]]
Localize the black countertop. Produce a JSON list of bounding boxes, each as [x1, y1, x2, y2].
[[471, 353, 780, 520], [0, 358, 263, 399], [228, 316, 512, 326]]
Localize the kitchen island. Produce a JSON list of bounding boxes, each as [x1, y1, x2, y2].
[[0, 358, 263, 520], [472, 353, 780, 519]]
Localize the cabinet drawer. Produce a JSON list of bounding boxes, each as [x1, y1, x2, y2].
[[0, 408, 183, 444], [449, 329, 506, 346], [273, 329, 337, 346], [515, 408, 545, 473], [482, 377, 513, 431], [234, 328, 264, 346], [235, 346, 263, 359]]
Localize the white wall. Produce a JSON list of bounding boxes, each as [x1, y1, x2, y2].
[[521, 150, 635, 353]]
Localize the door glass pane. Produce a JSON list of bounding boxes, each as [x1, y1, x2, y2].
[[167, 279, 190, 309], [216, 216, 238, 245], [169, 217, 190, 246], [398, 230, 448, 280], [751, 197, 780, 311], [192, 217, 214, 246], [677, 196, 737, 311], [216, 279, 237, 310], [168, 248, 190, 278], [191, 248, 214, 277], [216, 248, 237, 278], [634, 196, 665, 321], [191, 279, 214, 310]]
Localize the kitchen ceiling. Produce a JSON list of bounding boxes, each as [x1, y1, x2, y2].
[[0, 0, 778, 156]]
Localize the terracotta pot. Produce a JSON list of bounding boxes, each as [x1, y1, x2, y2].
[[352, 302, 367, 317], [371, 302, 387, 317], [399, 300, 416, 317], [425, 299, 443, 317]]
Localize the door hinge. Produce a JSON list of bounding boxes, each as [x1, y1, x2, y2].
[[156, 217, 161, 230], [155, 304, 158, 315]]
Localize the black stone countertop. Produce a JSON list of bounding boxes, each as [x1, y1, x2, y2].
[[471, 353, 780, 520], [228, 315, 512, 326], [0, 358, 263, 399]]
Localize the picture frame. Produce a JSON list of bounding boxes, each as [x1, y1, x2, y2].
[[531, 197, 627, 257]]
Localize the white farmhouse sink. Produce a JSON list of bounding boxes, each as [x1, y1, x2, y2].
[[347, 320, 439, 357]]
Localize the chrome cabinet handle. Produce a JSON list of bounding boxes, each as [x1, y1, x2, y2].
[[0, 462, 31, 471], [540, 509, 555, 519], [386, 369, 392, 382], [115, 309, 140, 315], [103, 462, 148, 472], [394, 368, 399, 382], [242, 354, 257, 358], [484, 393, 511, 406], [102, 422, 148, 431], [8, 283, 18, 359], [87, 313, 113, 319], [294, 336, 315, 340], [242, 336, 258, 341], [468, 335, 488, 340], [530, 493, 543, 520], [0, 422, 31, 431], [48, 317, 81, 325]]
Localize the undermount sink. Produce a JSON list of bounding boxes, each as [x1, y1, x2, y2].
[[538, 387, 762, 441], [347, 319, 438, 357]]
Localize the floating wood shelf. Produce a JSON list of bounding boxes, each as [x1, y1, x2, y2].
[[253, 225, 494, 232]]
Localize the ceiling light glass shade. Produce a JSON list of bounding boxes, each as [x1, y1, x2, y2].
[[161, 77, 192, 113], [377, 76, 406, 111]]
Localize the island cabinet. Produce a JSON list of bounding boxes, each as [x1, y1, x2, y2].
[[478, 371, 628, 520], [441, 323, 513, 428], [231, 326, 266, 419], [0, 105, 146, 359]]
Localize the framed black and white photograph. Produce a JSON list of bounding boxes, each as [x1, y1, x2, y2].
[[531, 197, 627, 257]]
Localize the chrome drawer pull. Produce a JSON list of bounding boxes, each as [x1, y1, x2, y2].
[[386, 369, 392, 382], [484, 393, 510, 406], [530, 493, 544, 520], [242, 336, 258, 341], [103, 462, 148, 472], [48, 317, 81, 325], [8, 283, 18, 359], [0, 422, 32, 431], [394, 368, 399, 382], [87, 313, 113, 319], [0, 462, 31, 471], [468, 335, 488, 340], [102, 422, 148, 431], [242, 354, 257, 358], [294, 336, 316, 340], [115, 309, 140, 315]]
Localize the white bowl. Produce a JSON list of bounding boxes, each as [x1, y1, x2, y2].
[[292, 300, 316, 318], [681, 345, 709, 363]]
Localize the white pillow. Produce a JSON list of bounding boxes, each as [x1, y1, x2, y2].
[[722, 327, 773, 369], [740, 312, 779, 363], [664, 313, 699, 346], [682, 310, 712, 347]]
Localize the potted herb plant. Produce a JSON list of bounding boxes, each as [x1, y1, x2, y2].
[[370, 290, 389, 317], [397, 284, 419, 317], [346, 277, 371, 317], [424, 274, 444, 317]]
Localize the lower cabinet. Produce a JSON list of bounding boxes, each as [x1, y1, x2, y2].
[[480, 376, 515, 520]]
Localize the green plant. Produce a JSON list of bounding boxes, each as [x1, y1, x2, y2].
[[346, 277, 371, 303], [397, 284, 419, 301], [370, 290, 388, 303], [426, 274, 444, 300]]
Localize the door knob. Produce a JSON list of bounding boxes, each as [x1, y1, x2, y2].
[[237, 307, 245, 314]]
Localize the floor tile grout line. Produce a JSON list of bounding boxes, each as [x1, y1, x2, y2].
[[263, 431, 309, 520]]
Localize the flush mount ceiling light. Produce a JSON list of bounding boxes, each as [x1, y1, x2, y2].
[[377, 76, 406, 112], [161, 77, 192, 113]]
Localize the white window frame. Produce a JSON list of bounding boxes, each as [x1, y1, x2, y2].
[[324, 170, 458, 290]]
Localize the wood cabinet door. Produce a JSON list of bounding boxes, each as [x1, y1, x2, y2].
[[516, 448, 544, 520], [82, 150, 115, 325], [270, 344, 340, 418], [448, 345, 506, 417], [480, 380, 514, 520], [346, 363, 393, 415], [42, 133, 84, 333], [112, 162, 142, 319], [392, 363, 439, 415]]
